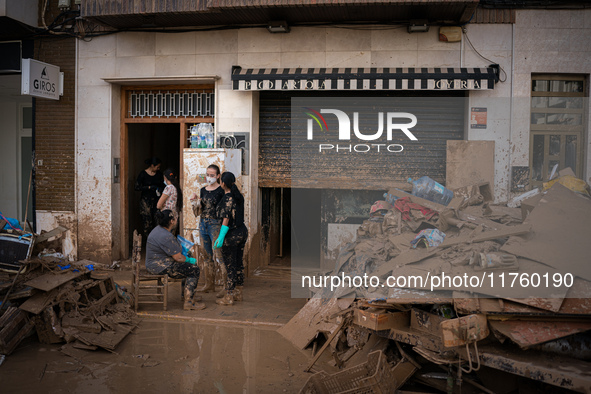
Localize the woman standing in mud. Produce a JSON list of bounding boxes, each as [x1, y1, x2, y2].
[[135, 157, 163, 237], [189, 164, 225, 295], [146, 209, 205, 311], [214, 171, 248, 306]]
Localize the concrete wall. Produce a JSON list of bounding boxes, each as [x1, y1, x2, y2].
[[76, 14, 590, 261], [512, 9, 591, 187]]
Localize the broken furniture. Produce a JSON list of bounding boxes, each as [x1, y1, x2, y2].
[[0, 307, 34, 355], [0, 233, 34, 272], [131, 230, 169, 311]]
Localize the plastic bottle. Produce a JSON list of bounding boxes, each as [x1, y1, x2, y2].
[[383, 192, 399, 205], [198, 124, 207, 148], [190, 125, 199, 148], [205, 124, 214, 148], [408, 176, 454, 206]]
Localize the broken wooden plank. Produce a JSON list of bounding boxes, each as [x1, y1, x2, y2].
[[34, 226, 68, 244], [439, 223, 531, 248], [277, 296, 353, 352], [489, 320, 591, 348], [24, 271, 84, 292], [464, 344, 591, 392], [74, 318, 140, 351], [19, 287, 60, 314], [304, 318, 347, 372]]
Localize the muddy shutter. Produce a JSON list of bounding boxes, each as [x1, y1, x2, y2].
[[258, 91, 465, 189]]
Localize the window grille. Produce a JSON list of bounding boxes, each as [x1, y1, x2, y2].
[[128, 90, 214, 118]]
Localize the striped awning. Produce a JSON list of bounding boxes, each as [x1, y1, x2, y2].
[[231, 66, 497, 91]]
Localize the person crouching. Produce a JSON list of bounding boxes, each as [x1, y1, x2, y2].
[[146, 209, 205, 311]]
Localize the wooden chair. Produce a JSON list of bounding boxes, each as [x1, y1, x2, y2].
[[131, 230, 169, 311]]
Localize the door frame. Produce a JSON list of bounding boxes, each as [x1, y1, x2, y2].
[[119, 84, 214, 258]]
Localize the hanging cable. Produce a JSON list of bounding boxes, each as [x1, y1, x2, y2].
[[462, 28, 508, 83]]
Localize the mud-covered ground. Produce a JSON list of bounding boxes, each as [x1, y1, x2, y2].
[[0, 319, 312, 393]]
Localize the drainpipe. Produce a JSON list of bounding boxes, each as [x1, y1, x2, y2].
[[509, 22, 516, 199]]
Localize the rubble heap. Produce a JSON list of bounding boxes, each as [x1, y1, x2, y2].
[[0, 227, 138, 359], [281, 175, 591, 393]]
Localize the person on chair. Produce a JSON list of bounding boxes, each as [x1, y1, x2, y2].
[[146, 209, 205, 311]]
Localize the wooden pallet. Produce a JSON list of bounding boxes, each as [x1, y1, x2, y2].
[[0, 307, 34, 354]]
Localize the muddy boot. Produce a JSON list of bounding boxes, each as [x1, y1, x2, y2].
[[216, 291, 234, 306], [215, 263, 228, 298], [196, 260, 215, 293], [233, 286, 243, 302], [192, 294, 203, 303], [216, 287, 226, 298], [184, 289, 206, 310], [184, 300, 206, 310]]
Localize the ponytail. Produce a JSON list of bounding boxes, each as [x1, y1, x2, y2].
[[163, 168, 183, 211], [221, 171, 244, 204]]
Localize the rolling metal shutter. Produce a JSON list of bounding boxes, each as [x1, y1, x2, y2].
[[258, 91, 465, 189]]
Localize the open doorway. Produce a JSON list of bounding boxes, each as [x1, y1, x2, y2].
[[261, 187, 322, 271], [127, 123, 180, 248]]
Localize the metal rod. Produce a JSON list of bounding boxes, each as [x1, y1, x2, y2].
[[304, 318, 347, 372], [24, 166, 33, 231], [277, 187, 284, 258]]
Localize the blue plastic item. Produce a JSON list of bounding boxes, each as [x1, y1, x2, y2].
[[0, 211, 22, 231], [177, 235, 195, 258], [408, 176, 454, 206], [383, 192, 400, 205]]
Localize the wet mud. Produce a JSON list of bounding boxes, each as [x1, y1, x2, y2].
[[0, 320, 311, 393]]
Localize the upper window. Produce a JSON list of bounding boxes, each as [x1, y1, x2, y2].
[[530, 75, 587, 187]]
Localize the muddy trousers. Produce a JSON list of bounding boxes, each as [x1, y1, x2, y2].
[[139, 198, 158, 237], [153, 258, 201, 298], [220, 225, 248, 291]]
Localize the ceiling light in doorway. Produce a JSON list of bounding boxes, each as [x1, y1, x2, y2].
[[408, 20, 429, 33], [267, 21, 290, 33]]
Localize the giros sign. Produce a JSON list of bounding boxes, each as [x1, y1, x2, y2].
[[304, 108, 418, 153], [21, 59, 64, 101]]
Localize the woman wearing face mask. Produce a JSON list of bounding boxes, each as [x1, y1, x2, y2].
[[214, 171, 248, 306], [190, 164, 225, 294], [135, 157, 164, 238]]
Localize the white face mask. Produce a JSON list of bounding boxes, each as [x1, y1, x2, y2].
[[206, 176, 217, 185], [164, 180, 168, 186]]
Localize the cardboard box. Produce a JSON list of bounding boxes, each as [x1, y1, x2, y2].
[[354, 309, 409, 331], [521, 193, 543, 221]]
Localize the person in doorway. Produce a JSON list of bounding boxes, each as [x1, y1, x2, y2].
[[214, 171, 248, 306], [189, 164, 226, 295], [157, 168, 183, 217], [146, 209, 205, 311], [135, 157, 164, 238]]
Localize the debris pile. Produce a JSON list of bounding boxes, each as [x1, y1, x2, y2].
[[283, 174, 591, 393], [0, 226, 138, 358]]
